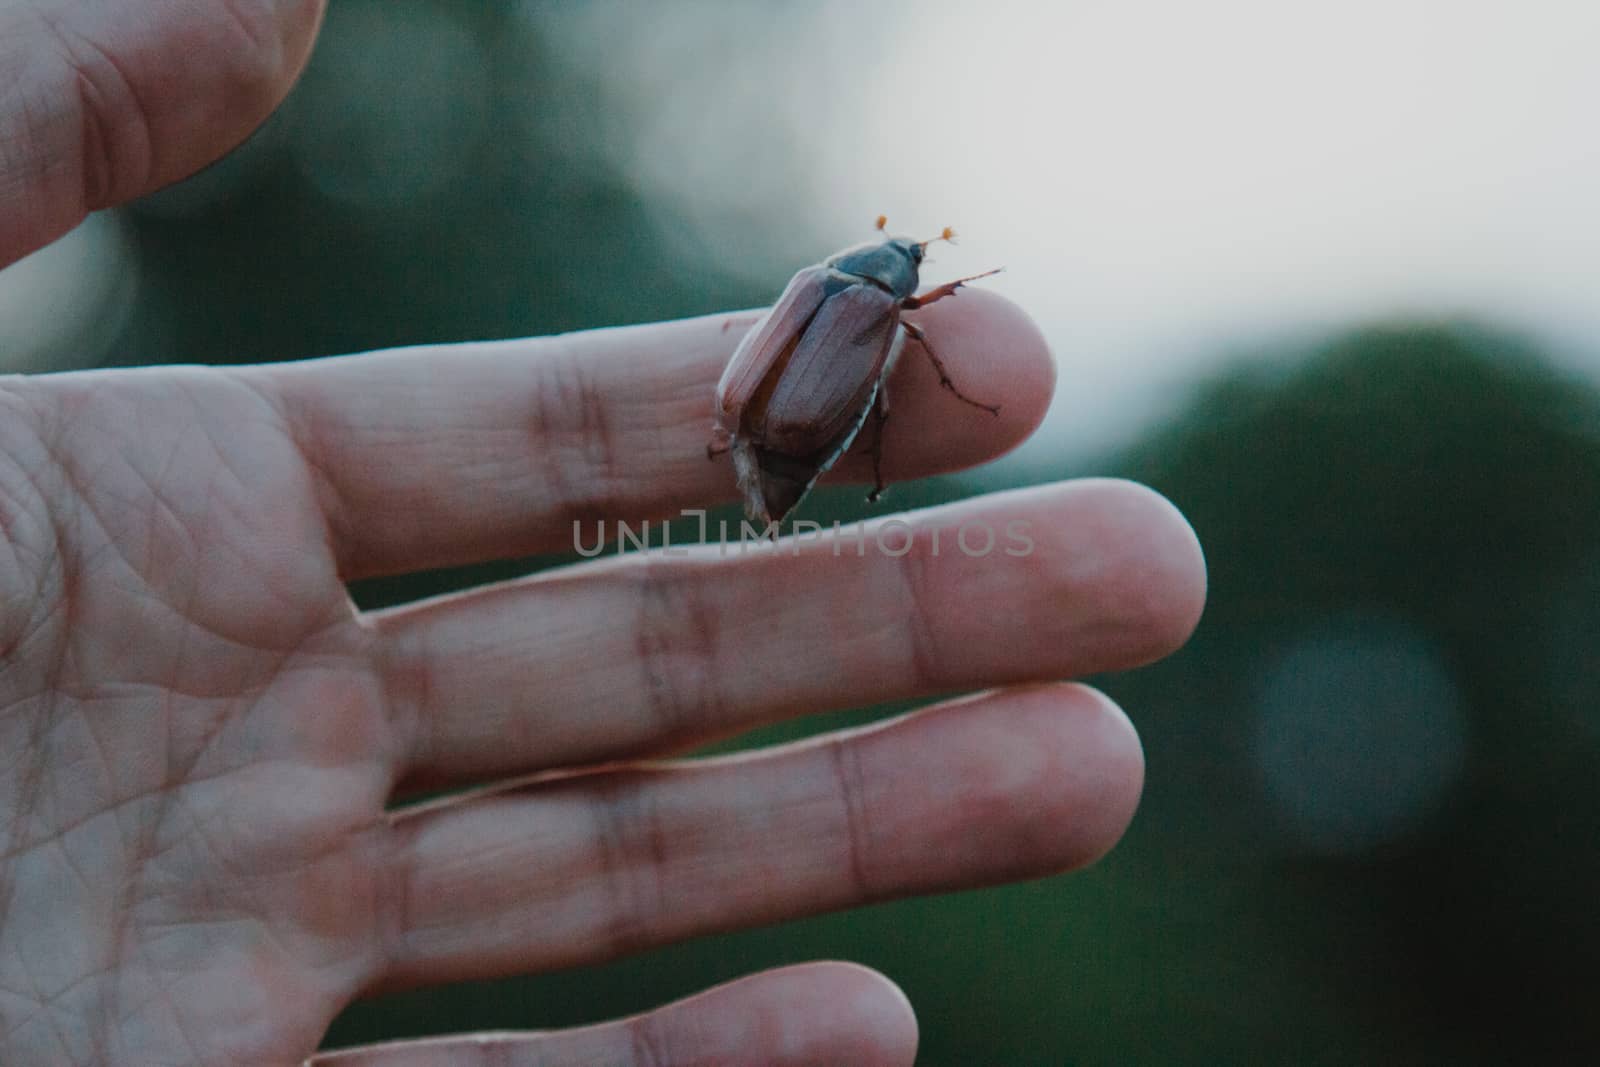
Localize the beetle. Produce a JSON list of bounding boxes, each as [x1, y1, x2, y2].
[[708, 216, 1001, 529]]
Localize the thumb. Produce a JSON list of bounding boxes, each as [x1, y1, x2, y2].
[[0, 0, 325, 269]]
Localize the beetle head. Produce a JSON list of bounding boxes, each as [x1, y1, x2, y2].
[[829, 221, 960, 300], [827, 237, 921, 300]]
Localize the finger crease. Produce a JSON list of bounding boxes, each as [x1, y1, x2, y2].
[[827, 738, 876, 902], [631, 560, 724, 749], [588, 778, 669, 961], [531, 343, 626, 533], [895, 530, 950, 691]]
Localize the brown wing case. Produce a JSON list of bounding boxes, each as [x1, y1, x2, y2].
[[759, 282, 899, 456], [713, 265, 834, 434]]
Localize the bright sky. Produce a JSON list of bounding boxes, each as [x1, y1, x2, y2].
[[828, 1, 1600, 458]]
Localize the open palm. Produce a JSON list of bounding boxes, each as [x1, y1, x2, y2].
[[0, 4, 1206, 1065]]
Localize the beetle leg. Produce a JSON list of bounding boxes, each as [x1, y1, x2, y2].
[[730, 437, 775, 528], [866, 385, 890, 503], [900, 320, 1002, 416], [706, 423, 732, 460], [899, 267, 1004, 310]]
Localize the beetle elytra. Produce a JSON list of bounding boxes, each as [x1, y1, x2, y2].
[[708, 217, 1001, 529]]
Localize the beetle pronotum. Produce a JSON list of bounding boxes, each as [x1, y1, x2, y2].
[[708, 216, 1001, 528]]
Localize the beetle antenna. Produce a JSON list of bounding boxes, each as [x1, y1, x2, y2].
[[875, 214, 888, 232], [918, 226, 958, 251]]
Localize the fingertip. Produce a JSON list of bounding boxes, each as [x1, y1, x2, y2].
[[996, 478, 1205, 673], [1077, 478, 1209, 664], [1141, 483, 1209, 655], [1053, 683, 1147, 868], [856, 682, 1147, 892], [960, 286, 1057, 450], [669, 961, 920, 1067], [912, 284, 1058, 414], [786, 961, 920, 1067], [850, 286, 1055, 480], [957, 284, 1060, 402], [969, 682, 1146, 873]]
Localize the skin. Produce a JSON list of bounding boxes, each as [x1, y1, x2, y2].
[[0, 2, 1208, 1064]]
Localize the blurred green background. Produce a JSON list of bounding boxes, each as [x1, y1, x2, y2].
[[4, 2, 1597, 1063]]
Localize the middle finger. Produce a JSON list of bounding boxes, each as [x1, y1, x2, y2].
[[373, 478, 1204, 792]]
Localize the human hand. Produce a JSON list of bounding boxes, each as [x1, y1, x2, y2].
[[0, 3, 1206, 1064]]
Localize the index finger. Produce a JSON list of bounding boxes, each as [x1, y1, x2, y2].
[[246, 286, 1054, 579]]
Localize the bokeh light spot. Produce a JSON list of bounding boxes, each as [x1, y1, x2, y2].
[[1251, 614, 1468, 856]]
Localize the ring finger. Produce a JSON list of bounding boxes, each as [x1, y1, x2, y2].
[[371, 682, 1143, 992]]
